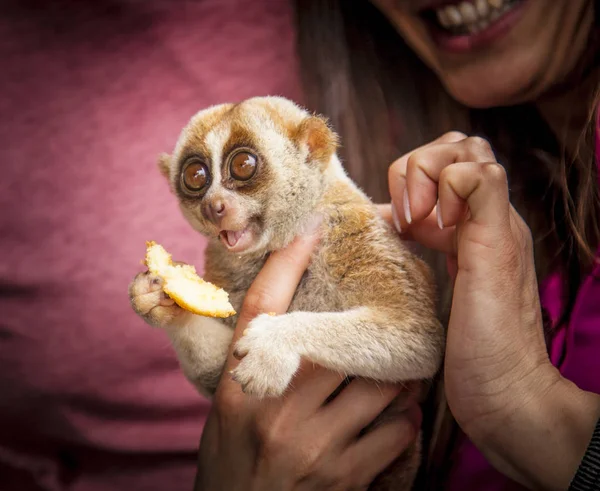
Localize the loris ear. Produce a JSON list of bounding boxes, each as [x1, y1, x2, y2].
[[295, 115, 339, 166], [157, 153, 171, 179]]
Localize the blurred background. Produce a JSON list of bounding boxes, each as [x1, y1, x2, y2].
[[0, 1, 300, 489]]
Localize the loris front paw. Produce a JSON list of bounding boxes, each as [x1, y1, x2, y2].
[[232, 313, 301, 398], [129, 271, 183, 328]]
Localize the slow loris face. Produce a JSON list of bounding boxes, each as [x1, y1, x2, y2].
[[159, 97, 338, 255]]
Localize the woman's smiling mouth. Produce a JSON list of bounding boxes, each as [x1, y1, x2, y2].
[[420, 0, 527, 52]]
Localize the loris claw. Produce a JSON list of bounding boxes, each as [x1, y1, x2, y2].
[[130, 96, 445, 490]]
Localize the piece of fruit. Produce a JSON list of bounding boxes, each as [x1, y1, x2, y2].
[[144, 241, 236, 318]]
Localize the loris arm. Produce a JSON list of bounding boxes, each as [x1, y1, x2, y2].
[[231, 307, 444, 398], [130, 270, 233, 397], [164, 314, 233, 398]]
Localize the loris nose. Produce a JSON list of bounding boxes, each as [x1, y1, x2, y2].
[[204, 199, 227, 226], [213, 200, 226, 216]]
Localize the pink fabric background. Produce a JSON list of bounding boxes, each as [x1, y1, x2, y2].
[[0, 1, 300, 489]]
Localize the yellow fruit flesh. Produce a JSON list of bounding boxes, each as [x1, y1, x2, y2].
[[144, 241, 236, 318]]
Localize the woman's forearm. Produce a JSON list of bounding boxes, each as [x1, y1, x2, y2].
[[477, 365, 600, 490]]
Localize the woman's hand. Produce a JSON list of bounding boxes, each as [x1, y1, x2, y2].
[[195, 227, 422, 491], [384, 132, 600, 490]]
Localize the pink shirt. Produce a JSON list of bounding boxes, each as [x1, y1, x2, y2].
[[0, 1, 300, 489], [446, 122, 600, 489]]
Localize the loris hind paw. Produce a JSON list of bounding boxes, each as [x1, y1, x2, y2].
[[232, 313, 301, 398], [129, 271, 183, 328]]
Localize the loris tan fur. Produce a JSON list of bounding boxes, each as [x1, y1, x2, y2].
[[129, 96, 444, 490]]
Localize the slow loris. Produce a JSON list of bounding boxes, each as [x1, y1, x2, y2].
[[129, 96, 444, 489]]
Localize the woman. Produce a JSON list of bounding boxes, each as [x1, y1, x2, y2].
[[195, 0, 600, 489]]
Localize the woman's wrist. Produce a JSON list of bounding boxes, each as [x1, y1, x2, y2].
[[543, 377, 600, 489], [477, 362, 600, 490]]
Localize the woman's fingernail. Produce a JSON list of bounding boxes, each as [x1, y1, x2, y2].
[[299, 213, 323, 236], [391, 201, 402, 233], [436, 201, 444, 230], [403, 189, 412, 224]]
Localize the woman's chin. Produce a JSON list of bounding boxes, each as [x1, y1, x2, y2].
[[444, 83, 520, 109], [440, 65, 540, 109]]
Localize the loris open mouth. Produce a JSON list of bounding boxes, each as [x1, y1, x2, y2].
[[219, 227, 254, 252]]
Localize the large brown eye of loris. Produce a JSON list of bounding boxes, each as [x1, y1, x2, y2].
[[181, 160, 210, 193], [229, 151, 257, 181]]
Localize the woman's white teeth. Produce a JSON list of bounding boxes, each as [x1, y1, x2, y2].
[[438, 7, 458, 27], [459, 3, 477, 23], [475, 0, 490, 17], [435, 0, 516, 34]]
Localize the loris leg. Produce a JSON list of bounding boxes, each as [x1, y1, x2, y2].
[[231, 307, 443, 398], [129, 271, 232, 397]]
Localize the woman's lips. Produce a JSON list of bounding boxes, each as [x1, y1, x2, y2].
[[425, 0, 527, 53]]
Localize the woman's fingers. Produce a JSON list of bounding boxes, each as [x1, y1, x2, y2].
[[389, 131, 468, 176], [389, 135, 498, 231], [342, 404, 422, 486], [386, 134, 514, 262], [377, 204, 458, 255], [388, 132, 467, 226], [376, 203, 393, 225], [321, 379, 412, 442], [280, 361, 348, 415], [438, 160, 510, 229]]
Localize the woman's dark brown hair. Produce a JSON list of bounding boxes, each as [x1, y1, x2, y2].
[[294, 0, 600, 487]]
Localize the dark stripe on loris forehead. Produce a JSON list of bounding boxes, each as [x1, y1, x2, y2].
[[193, 103, 236, 135], [178, 103, 237, 165], [176, 106, 235, 168]]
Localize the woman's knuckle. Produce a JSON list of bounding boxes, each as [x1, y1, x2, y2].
[[406, 151, 421, 173], [465, 136, 494, 157], [213, 390, 241, 422], [259, 424, 301, 471], [242, 288, 274, 319], [442, 130, 467, 142], [389, 157, 406, 177], [301, 442, 327, 471], [276, 248, 302, 270], [262, 426, 287, 455], [279, 438, 329, 479], [438, 164, 454, 186], [467, 135, 490, 149], [480, 161, 507, 182]]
